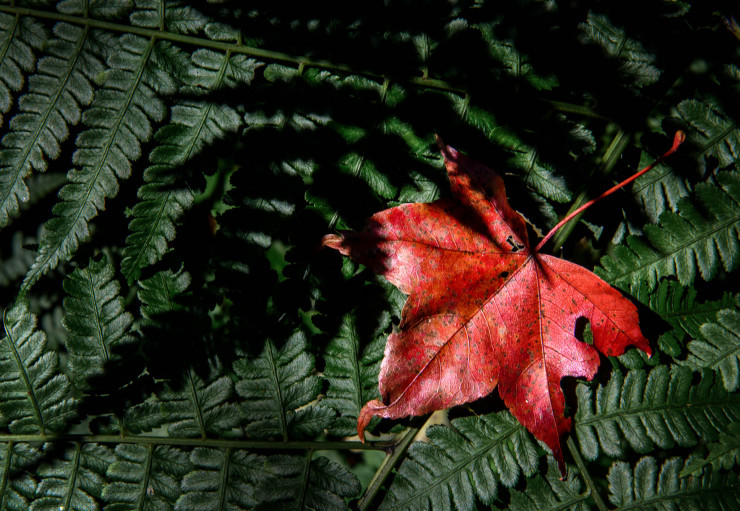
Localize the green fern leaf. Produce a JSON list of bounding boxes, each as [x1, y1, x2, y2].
[[632, 151, 690, 223], [256, 454, 361, 510], [0, 442, 41, 511], [131, 0, 209, 34], [57, 0, 133, 18], [682, 309, 740, 391], [0, 301, 77, 434], [681, 422, 740, 476], [579, 11, 660, 88], [235, 332, 334, 440], [176, 447, 272, 510], [0, 23, 106, 228], [381, 412, 539, 510], [597, 172, 740, 293], [0, 14, 45, 126], [103, 444, 192, 511], [62, 255, 134, 390], [676, 98, 740, 170], [139, 268, 190, 320], [22, 35, 187, 290], [157, 371, 241, 438], [499, 459, 590, 511], [608, 456, 740, 510], [121, 50, 260, 282], [507, 142, 572, 202], [634, 279, 738, 357], [322, 312, 385, 437], [32, 443, 114, 511], [476, 21, 558, 90], [574, 366, 740, 461]]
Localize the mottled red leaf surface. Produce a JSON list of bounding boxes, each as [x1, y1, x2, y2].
[[323, 139, 651, 472]]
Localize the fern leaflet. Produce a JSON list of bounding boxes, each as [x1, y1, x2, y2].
[[498, 459, 590, 511], [575, 366, 740, 461], [0, 301, 77, 435], [32, 443, 113, 511], [597, 172, 740, 292], [0, 14, 44, 126], [0, 442, 41, 511], [682, 309, 740, 392], [676, 98, 740, 170], [62, 254, 134, 391], [381, 412, 539, 510], [234, 331, 334, 441], [681, 422, 740, 476], [0, 23, 106, 228], [632, 151, 690, 223], [608, 456, 740, 510]]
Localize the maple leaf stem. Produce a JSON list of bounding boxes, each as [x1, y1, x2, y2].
[[534, 131, 686, 253]]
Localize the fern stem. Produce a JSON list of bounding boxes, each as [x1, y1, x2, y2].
[[566, 436, 608, 511], [0, 433, 394, 450], [357, 420, 425, 511]]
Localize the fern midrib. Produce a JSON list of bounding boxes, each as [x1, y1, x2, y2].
[[575, 393, 740, 428], [386, 424, 523, 510], [0, 14, 20, 96], [61, 442, 82, 511], [685, 332, 740, 369], [609, 206, 740, 286], [698, 118, 738, 158], [217, 447, 230, 510], [2, 317, 46, 435], [136, 444, 154, 511], [0, 442, 12, 510], [86, 266, 110, 361], [0, 24, 89, 216], [186, 369, 207, 439], [266, 341, 290, 442]]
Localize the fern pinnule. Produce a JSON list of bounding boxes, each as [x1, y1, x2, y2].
[[0, 301, 77, 435], [62, 255, 134, 391], [682, 309, 740, 392], [502, 459, 590, 511], [33, 443, 113, 511], [234, 332, 334, 441], [676, 98, 740, 170]]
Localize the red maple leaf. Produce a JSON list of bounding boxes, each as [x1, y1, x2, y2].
[[323, 134, 682, 473]]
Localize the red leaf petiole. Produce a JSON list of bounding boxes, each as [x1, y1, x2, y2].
[[534, 130, 686, 253]]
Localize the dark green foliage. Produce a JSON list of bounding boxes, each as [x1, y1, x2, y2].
[[0, 1, 738, 509]]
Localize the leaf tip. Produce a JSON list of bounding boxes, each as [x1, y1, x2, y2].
[[322, 233, 345, 251]]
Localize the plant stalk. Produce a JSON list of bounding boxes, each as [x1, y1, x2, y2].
[[566, 436, 609, 511], [535, 131, 685, 253]]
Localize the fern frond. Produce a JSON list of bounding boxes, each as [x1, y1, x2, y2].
[[157, 371, 241, 438], [681, 422, 740, 476], [62, 255, 134, 391], [381, 412, 539, 510], [131, 0, 209, 34], [32, 443, 113, 511], [121, 50, 260, 282], [681, 309, 740, 391], [579, 11, 660, 88], [574, 366, 740, 461], [176, 447, 271, 510], [634, 279, 738, 357], [257, 454, 362, 510], [103, 444, 192, 511], [597, 172, 740, 293], [0, 301, 77, 435], [607, 456, 740, 510], [676, 98, 740, 170], [234, 331, 334, 440], [322, 312, 385, 437], [498, 459, 590, 511], [0, 23, 105, 228], [0, 442, 41, 511], [0, 14, 45, 126], [508, 143, 572, 202], [139, 268, 190, 321], [22, 35, 188, 290], [632, 151, 690, 223]]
